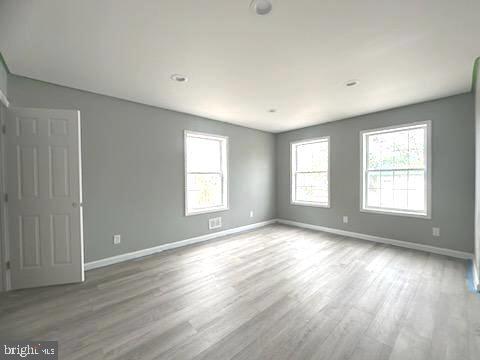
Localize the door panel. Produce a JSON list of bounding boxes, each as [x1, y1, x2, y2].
[[7, 108, 84, 289], [49, 146, 70, 197], [19, 215, 41, 268], [50, 213, 71, 265], [18, 145, 39, 199]]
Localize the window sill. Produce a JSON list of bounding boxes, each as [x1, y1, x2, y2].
[[291, 201, 330, 208], [185, 206, 229, 217], [360, 207, 430, 219]]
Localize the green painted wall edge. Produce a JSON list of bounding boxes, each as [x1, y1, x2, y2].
[[472, 57, 480, 92], [0, 51, 10, 74]]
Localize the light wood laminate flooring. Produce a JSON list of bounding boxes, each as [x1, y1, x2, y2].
[[1, 224, 479, 359]]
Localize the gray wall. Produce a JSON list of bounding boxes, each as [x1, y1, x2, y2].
[[276, 94, 475, 253], [6, 73, 475, 263], [8, 75, 276, 262]]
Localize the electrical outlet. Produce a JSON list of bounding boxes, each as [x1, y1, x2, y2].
[[343, 216, 348, 224], [250, 211, 254, 218], [432, 227, 440, 237], [209, 217, 222, 230], [113, 234, 121, 245]]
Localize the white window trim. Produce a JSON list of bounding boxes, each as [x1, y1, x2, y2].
[[184, 130, 229, 216], [290, 136, 331, 208], [359, 120, 432, 219]]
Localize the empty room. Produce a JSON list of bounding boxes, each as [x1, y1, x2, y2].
[[0, 0, 480, 359]]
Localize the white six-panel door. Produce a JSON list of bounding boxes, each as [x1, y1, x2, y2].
[[6, 108, 84, 289]]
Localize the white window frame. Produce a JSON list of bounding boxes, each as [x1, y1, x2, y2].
[[184, 130, 229, 216], [360, 120, 432, 219], [290, 136, 331, 208]]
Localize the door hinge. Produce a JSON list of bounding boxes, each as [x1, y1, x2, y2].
[[5, 261, 10, 270], [3, 193, 7, 202], [1, 124, 5, 134]]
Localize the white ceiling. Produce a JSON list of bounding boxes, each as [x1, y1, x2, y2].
[[1, 0, 479, 132]]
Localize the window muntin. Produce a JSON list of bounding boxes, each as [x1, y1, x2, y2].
[[185, 131, 228, 216], [361, 122, 431, 217], [291, 137, 330, 207]]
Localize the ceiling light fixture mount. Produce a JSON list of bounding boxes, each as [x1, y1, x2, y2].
[[250, 0, 273, 16], [171, 74, 188, 83], [345, 80, 360, 87], [268, 109, 277, 113]]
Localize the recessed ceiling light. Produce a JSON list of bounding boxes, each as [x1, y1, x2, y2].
[[171, 74, 188, 83], [251, 0, 273, 16], [345, 80, 359, 87]]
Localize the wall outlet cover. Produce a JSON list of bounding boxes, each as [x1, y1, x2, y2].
[[209, 217, 222, 230], [432, 227, 440, 237], [343, 216, 348, 224], [113, 234, 121, 244], [250, 211, 254, 218]]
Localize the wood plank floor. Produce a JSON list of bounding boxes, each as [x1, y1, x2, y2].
[[1, 224, 479, 359]]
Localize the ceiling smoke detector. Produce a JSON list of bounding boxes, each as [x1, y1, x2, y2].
[[345, 80, 360, 87], [251, 0, 273, 16], [171, 74, 188, 83]]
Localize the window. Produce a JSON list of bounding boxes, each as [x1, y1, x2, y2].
[[361, 121, 431, 218], [185, 131, 228, 216], [291, 137, 330, 207]]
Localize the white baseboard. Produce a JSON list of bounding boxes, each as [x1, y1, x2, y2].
[[86, 218, 474, 271], [277, 219, 474, 260], [85, 219, 276, 271]]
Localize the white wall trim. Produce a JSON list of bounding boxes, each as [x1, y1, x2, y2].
[[0, 202, 472, 287], [359, 120, 432, 219], [86, 218, 474, 271], [184, 130, 229, 217], [85, 219, 276, 271], [0, 104, 7, 291], [277, 219, 474, 260], [290, 136, 331, 208], [0, 89, 9, 108], [473, 260, 480, 292]]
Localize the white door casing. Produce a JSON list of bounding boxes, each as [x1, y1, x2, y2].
[[0, 104, 6, 291], [6, 108, 84, 289]]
